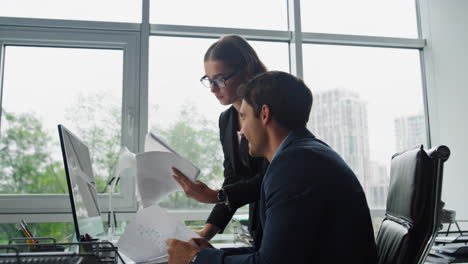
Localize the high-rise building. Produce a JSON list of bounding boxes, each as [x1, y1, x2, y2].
[[308, 88, 370, 187], [367, 161, 389, 209], [394, 113, 427, 152]]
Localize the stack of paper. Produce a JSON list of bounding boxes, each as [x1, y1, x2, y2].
[[117, 204, 197, 263], [116, 132, 200, 263]]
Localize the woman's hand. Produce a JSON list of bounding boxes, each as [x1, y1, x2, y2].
[[172, 167, 219, 204], [196, 223, 221, 241]]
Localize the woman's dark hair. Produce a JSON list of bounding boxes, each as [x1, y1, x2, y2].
[[204, 35, 267, 79]]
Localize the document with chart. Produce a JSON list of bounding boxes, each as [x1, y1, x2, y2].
[[116, 132, 200, 263], [117, 204, 197, 263]]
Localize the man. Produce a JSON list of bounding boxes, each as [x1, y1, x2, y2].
[[167, 71, 377, 264]]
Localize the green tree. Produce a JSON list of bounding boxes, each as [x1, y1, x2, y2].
[[0, 109, 66, 194], [64, 91, 121, 192], [153, 105, 224, 209], [0, 109, 67, 244]]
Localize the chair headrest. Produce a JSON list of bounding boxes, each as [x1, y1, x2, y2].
[[386, 145, 432, 226]]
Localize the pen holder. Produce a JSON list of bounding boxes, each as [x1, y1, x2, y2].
[[96, 241, 118, 263], [79, 239, 99, 253], [2, 239, 123, 264], [78, 241, 118, 264], [8, 237, 65, 252], [31, 244, 66, 252]]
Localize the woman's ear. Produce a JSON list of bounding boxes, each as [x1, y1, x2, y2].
[[235, 71, 250, 94], [239, 70, 250, 84]]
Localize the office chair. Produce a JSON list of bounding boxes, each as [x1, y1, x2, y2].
[[375, 145, 450, 264], [440, 206, 463, 237]]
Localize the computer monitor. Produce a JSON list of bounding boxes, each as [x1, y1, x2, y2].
[[58, 124, 104, 242]]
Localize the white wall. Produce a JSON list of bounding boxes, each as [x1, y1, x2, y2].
[[419, 0, 468, 221]]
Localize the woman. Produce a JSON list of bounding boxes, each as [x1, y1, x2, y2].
[[173, 35, 269, 249]]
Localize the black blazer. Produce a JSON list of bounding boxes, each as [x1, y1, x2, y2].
[[206, 106, 268, 248], [196, 128, 377, 264]]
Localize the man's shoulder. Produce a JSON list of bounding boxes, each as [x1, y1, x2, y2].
[[269, 137, 329, 175], [279, 136, 333, 160], [269, 136, 351, 182], [264, 135, 363, 203]]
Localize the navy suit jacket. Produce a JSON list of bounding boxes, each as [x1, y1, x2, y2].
[[196, 128, 377, 264]]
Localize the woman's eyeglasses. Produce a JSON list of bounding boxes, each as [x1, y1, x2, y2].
[[200, 70, 238, 88]]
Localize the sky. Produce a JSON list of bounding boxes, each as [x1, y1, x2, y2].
[[303, 45, 424, 165], [1, 47, 123, 138], [0, 0, 425, 179]]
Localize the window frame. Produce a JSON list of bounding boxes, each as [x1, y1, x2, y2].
[[0, 0, 429, 223], [0, 17, 143, 222]]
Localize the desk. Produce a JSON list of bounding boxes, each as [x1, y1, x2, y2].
[[118, 253, 167, 264]]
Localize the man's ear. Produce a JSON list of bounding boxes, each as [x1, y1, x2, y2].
[[260, 104, 271, 126]]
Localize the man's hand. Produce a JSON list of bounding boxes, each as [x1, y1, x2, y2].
[[166, 239, 200, 264], [172, 167, 218, 204], [190, 237, 214, 250]]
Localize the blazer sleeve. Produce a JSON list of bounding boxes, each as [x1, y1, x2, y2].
[[222, 158, 268, 209], [254, 151, 327, 263], [205, 152, 239, 232], [205, 110, 240, 232]]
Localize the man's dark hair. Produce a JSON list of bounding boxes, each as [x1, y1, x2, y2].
[[238, 71, 313, 130]]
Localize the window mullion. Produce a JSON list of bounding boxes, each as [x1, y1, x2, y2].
[[287, 0, 304, 78]]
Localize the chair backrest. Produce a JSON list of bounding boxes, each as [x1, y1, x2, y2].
[[376, 145, 450, 264]]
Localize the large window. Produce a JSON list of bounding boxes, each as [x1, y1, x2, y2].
[[0, 24, 141, 221], [303, 45, 426, 209], [0, 0, 141, 23], [1, 0, 429, 242], [301, 0, 418, 38], [150, 0, 288, 30], [1, 46, 123, 194]]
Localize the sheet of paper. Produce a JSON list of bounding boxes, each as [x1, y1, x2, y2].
[[115, 147, 136, 175], [144, 133, 172, 153], [136, 151, 199, 208], [145, 132, 199, 172], [116, 134, 201, 263], [117, 204, 198, 264]]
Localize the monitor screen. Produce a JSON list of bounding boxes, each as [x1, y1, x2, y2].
[[58, 124, 103, 241]]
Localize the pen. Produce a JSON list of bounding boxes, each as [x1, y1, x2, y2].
[[18, 220, 38, 244], [15, 223, 30, 238], [21, 220, 34, 237]]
